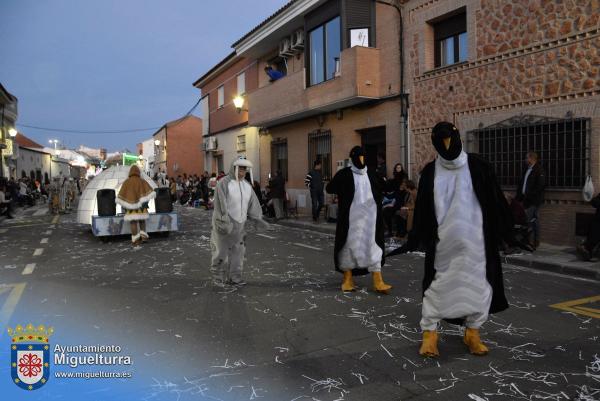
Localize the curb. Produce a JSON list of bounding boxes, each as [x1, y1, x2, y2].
[[504, 255, 600, 281], [274, 218, 600, 281]]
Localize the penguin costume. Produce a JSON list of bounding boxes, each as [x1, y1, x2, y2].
[[326, 146, 392, 294], [388, 122, 513, 357]]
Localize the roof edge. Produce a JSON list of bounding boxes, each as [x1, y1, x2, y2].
[[192, 51, 237, 89]]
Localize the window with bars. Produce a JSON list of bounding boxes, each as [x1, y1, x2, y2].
[[271, 139, 288, 180], [469, 115, 590, 189], [308, 130, 332, 180]]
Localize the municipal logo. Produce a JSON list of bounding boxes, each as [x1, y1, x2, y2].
[[8, 323, 53, 390]]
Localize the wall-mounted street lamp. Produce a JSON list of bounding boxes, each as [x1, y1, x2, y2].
[[233, 96, 248, 114], [8, 128, 17, 137]]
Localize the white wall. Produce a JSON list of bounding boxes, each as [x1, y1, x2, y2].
[[17, 148, 51, 182], [204, 126, 260, 179]]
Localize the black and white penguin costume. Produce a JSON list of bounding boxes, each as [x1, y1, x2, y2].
[[326, 146, 391, 294], [389, 122, 513, 356]]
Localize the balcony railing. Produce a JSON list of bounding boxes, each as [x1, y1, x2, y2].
[[248, 46, 381, 127]]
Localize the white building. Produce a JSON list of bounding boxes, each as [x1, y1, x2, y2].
[[0, 83, 18, 179]]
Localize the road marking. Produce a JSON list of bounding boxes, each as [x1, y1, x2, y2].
[[22, 263, 36, 275], [33, 248, 44, 256], [257, 233, 276, 240], [550, 295, 600, 319], [51, 215, 59, 224], [0, 229, 6, 233], [40, 238, 49, 244], [49, 224, 55, 229], [0, 283, 27, 339], [293, 243, 322, 251], [44, 230, 52, 235], [33, 208, 47, 216]]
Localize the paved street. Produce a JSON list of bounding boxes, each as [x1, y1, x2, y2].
[[0, 204, 599, 400]]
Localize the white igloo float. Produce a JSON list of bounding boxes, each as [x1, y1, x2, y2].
[[77, 165, 178, 237]]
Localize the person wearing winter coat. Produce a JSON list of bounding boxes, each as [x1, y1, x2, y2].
[[116, 165, 156, 246]]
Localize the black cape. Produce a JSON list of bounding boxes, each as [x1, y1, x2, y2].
[[326, 167, 385, 276], [389, 154, 511, 317]]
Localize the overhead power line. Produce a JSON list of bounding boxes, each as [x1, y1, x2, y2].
[[15, 96, 203, 135], [16, 124, 160, 134]]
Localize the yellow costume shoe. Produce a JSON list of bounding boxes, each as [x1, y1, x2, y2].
[[372, 272, 392, 294], [464, 328, 489, 355], [341, 271, 356, 292], [419, 330, 439, 357]]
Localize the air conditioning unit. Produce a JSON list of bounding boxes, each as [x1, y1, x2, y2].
[[336, 159, 351, 171], [291, 29, 304, 52], [279, 37, 294, 57], [206, 137, 218, 151]]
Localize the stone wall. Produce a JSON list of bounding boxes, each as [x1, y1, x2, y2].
[[403, 0, 600, 245], [477, 0, 599, 57]]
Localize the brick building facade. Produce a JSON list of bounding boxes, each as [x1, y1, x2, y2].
[[194, 55, 261, 179], [152, 115, 203, 178], [232, 0, 408, 211], [403, 0, 600, 245]]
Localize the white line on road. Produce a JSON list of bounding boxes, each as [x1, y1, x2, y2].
[[49, 225, 55, 229], [257, 233, 276, 240], [44, 230, 52, 235], [33, 208, 47, 216], [40, 238, 48, 244], [293, 243, 322, 251], [22, 263, 36, 275], [33, 248, 44, 256]]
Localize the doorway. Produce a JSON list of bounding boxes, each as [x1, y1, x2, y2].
[[359, 126, 386, 173]]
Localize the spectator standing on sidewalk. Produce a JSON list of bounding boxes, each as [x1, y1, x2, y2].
[[0, 183, 14, 219], [376, 152, 387, 181], [269, 170, 285, 220], [305, 160, 325, 222], [516, 151, 545, 249]]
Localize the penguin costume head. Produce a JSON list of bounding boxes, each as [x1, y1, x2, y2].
[[350, 146, 366, 169], [432, 122, 462, 161]]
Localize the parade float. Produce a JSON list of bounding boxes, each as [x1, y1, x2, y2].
[[76, 165, 178, 239]]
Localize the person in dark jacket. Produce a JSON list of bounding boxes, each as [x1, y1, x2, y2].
[[326, 146, 392, 294], [388, 122, 514, 358], [382, 179, 404, 237], [305, 160, 325, 222], [375, 152, 387, 181], [577, 193, 600, 261], [269, 171, 285, 220], [516, 151, 545, 249]]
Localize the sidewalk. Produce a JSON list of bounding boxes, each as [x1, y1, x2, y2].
[[0, 202, 49, 225], [504, 243, 600, 280], [274, 216, 600, 281]]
